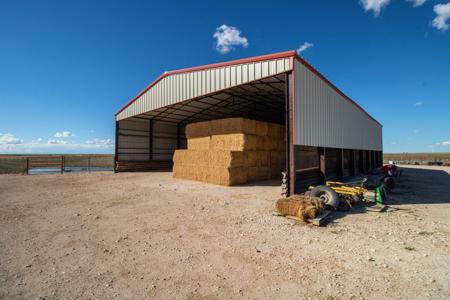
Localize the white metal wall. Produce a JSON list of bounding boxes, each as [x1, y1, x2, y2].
[[294, 59, 382, 151], [116, 58, 291, 121]]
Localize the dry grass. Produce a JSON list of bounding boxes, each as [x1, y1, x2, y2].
[[384, 153, 450, 164], [275, 195, 325, 223]]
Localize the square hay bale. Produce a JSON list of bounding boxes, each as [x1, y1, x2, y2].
[[211, 134, 256, 151], [246, 166, 270, 182], [246, 166, 260, 182], [173, 150, 209, 167], [257, 151, 270, 167], [255, 136, 265, 150], [269, 151, 285, 166], [209, 151, 245, 168], [172, 149, 189, 164], [185, 121, 211, 139], [267, 123, 280, 137], [173, 165, 193, 180], [259, 166, 271, 180], [187, 137, 211, 150], [270, 165, 283, 180], [245, 151, 258, 167], [255, 121, 268, 136], [263, 137, 278, 151], [244, 151, 269, 167], [208, 167, 247, 186], [194, 166, 210, 182], [276, 125, 286, 139], [276, 141, 286, 152], [210, 118, 256, 136], [173, 164, 210, 182]]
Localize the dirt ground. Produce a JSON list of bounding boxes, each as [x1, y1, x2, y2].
[[0, 165, 449, 299]]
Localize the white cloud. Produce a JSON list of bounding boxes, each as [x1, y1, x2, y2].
[[213, 24, 248, 54], [297, 42, 314, 54], [0, 138, 114, 154], [360, 0, 391, 16], [432, 3, 450, 31], [428, 140, 450, 148], [54, 131, 74, 138], [414, 101, 423, 106], [47, 139, 68, 145], [85, 138, 113, 145], [406, 0, 427, 7], [437, 141, 450, 146], [0, 133, 23, 145]]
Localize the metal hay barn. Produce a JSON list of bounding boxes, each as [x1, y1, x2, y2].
[[114, 50, 382, 195]]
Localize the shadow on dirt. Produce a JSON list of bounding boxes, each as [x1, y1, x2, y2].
[[387, 167, 450, 205]]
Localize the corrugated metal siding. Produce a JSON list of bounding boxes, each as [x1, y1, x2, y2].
[[294, 60, 382, 151], [117, 118, 185, 161], [116, 58, 291, 121], [117, 118, 150, 161]]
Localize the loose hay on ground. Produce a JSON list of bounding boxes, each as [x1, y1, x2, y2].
[[275, 195, 325, 223]]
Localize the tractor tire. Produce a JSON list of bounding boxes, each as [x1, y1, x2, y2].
[[310, 185, 339, 209]]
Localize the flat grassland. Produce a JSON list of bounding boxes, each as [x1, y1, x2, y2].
[[0, 165, 449, 299], [384, 152, 450, 164]]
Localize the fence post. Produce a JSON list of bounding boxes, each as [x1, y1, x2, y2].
[[61, 155, 64, 174], [26, 157, 29, 175]]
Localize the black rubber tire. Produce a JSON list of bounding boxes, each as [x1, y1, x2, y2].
[[310, 185, 339, 208]]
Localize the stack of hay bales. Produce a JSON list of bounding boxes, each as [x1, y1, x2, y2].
[[173, 117, 285, 186]]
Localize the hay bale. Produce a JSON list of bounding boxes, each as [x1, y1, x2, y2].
[[276, 125, 285, 139], [255, 136, 265, 150], [207, 167, 247, 186], [259, 166, 271, 180], [211, 134, 256, 151], [275, 196, 325, 223], [255, 121, 268, 136], [173, 165, 193, 180], [267, 123, 280, 137], [263, 137, 278, 151], [173, 150, 209, 167], [209, 118, 256, 136], [269, 151, 285, 167], [187, 137, 211, 150], [195, 166, 210, 182], [185, 121, 211, 139], [209, 151, 245, 168], [257, 151, 269, 167], [244, 151, 269, 167], [245, 151, 258, 167], [276, 141, 286, 152], [270, 165, 283, 180], [246, 166, 260, 182]]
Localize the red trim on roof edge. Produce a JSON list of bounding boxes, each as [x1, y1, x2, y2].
[[293, 54, 382, 126], [115, 50, 297, 116]]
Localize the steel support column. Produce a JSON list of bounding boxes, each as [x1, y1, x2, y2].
[[114, 121, 119, 173], [285, 73, 296, 196], [149, 119, 153, 160], [286, 72, 296, 196], [319, 147, 326, 184], [337, 148, 343, 181]]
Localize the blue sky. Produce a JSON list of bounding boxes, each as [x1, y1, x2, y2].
[[0, 0, 449, 154]]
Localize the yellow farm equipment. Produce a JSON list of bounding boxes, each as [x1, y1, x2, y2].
[[307, 179, 367, 210]]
